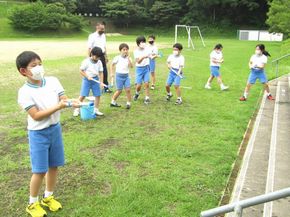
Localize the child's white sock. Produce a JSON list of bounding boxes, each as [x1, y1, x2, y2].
[[111, 100, 116, 104], [267, 92, 271, 96], [167, 92, 172, 96], [126, 101, 131, 105], [44, 190, 53, 198], [177, 97, 182, 101], [29, 196, 39, 204], [220, 83, 225, 88], [244, 92, 248, 98], [145, 96, 150, 100], [136, 91, 140, 95]]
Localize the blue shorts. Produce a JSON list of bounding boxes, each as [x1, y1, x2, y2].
[[149, 59, 156, 73], [248, 69, 268, 84], [166, 68, 182, 86], [135, 66, 150, 85], [28, 123, 65, 173], [80, 76, 101, 97], [116, 73, 130, 90], [210, 66, 220, 77]]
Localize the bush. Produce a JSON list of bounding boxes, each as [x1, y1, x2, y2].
[[8, 1, 83, 31]]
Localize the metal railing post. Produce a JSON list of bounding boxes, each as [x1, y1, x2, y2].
[[234, 205, 243, 217]]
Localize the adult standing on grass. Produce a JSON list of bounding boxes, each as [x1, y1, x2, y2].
[[87, 21, 112, 93]]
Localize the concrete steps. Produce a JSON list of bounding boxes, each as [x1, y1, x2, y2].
[[227, 75, 290, 217]]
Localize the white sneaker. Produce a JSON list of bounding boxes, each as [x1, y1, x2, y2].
[[94, 108, 104, 116], [221, 85, 229, 91], [73, 108, 80, 117], [205, 84, 211, 89]]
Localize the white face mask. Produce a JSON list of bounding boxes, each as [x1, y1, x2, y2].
[[30, 65, 45, 80], [255, 50, 262, 55], [139, 42, 146, 49], [173, 50, 179, 56]]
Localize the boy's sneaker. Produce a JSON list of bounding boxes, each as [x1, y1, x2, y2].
[[94, 108, 104, 116], [134, 93, 140, 101], [175, 99, 182, 105], [239, 96, 247, 101], [166, 93, 173, 101], [104, 88, 112, 93], [221, 85, 229, 91], [151, 85, 155, 90], [41, 196, 62, 212], [144, 98, 150, 105], [26, 202, 47, 217], [73, 108, 80, 117], [204, 84, 211, 89], [267, 94, 275, 100], [110, 103, 121, 107], [126, 104, 131, 109]]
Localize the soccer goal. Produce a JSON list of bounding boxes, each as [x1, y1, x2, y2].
[[174, 25, 205, 50]]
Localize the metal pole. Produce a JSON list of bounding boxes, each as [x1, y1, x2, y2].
[[275, 61, 279, 79], [234, 205, 243, 217], [200, 187, 290, 217], [188, 26, 191, 48], [197, 26, 206, 47]]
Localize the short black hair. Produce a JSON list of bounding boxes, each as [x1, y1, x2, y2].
[[16, 51, 41, 71], [214, 44, 223, 50], [96, 21, 106, 26], [173, 43, 183, 50], [119, 43, 129, 51], [148, 35, 155, 40], [90, 47, 103, 57], [136, 36, 146, 46]]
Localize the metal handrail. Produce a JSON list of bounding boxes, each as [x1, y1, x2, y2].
[[271, 53, 290, 78], [272, 53, 290, 63], [200, 187, 290, 217]]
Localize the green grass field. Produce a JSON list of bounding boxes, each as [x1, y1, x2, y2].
[[0, 35, 284, 217]]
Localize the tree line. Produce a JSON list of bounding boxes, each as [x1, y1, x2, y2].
[[14, 0, 290, 37]]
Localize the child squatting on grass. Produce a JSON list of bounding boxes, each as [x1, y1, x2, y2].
[[240, 44, 273, 101], [73, 46, 105, 117], [110, 43, 133, 109], [205, 44, 229, 91], [17, 51, 80, 217], [165, 43, 185, 105]]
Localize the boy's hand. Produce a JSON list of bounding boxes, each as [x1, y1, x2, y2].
[[58, 100, 67, 110], [87, 76, 93, 80], [100, 83, 105, 89]]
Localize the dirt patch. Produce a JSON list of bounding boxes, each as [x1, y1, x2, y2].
[[81, 138, 121, 159], [0, 40, 171, 63]]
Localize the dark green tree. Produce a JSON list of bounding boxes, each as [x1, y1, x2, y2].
[[267, 0, 290, 37]]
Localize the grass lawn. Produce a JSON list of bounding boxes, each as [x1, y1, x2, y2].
[[0, 36, 283, 217]]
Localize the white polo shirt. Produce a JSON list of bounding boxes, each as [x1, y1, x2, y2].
[[112, 55, 131, 74], [134, 47, 150, 67], [87, 32, 106, 53], [18, 77, 65, 131], [167, 54, 185, 69], [210, 50, 223, 67], [250, 54, 268, 69], [80, 58, 103, 78], [148, 44, 158, 57]]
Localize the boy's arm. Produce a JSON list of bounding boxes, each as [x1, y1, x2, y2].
[[128, 55, 133, 68], [110, 63, 116, 80], [99, 71, 104, 88], [27, 101, 67, 121]]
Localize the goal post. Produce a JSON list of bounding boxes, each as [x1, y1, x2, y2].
[[175, 25, 205, 49]]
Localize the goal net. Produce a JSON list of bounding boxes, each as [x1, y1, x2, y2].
[[174, 25, 205, 50]]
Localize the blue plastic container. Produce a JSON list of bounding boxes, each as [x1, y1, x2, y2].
[[80, 102, 96, 121]]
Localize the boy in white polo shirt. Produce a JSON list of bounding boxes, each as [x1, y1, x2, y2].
[[204, 44, 229, 91], [110, 43, 133, 109], [73, 47, 104, 116], [166, 43, 185, 105], [17, 51, 79, 217], [133, 35, 151, 105], [148, 35, 159, 90]]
